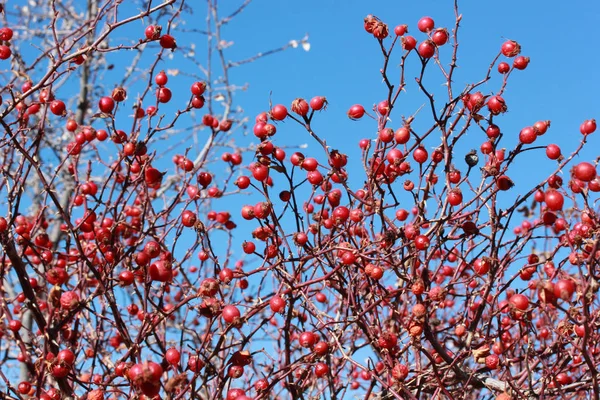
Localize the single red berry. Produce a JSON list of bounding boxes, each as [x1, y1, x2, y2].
[[111, 87, 127, 102], [98, 96, 115, 113], [157, 87, 172, 103], [545, 144, 561, 160], [49, 100, 66, 116], [165, 348, 181, 365], [513, 55, 530, 70], [191, 81, 207, 96], [497, 61, 510, 74], [159, 34, 177, 49], [309, 96, 327, 111], [545, 190, 564, 211], [509, 293, 529, 311], [270, 104, 288, 121], [417, 16, 435, 33], [0, 45, 12, 60], [377, 100, 390, 116], [501, 40, 521, 57], [347, 104, 365, 120], [155, 71, 168, 86], [418, 40, 436, 58], [291, 98, 309, 116], [485, 354, 499, 369], [431, 28, 449, 46], [0, 27, 13, 41], [519, 126, 536, 144], [487, 95, 507, 115], [221, 304, 241, 325], [402, 35, 417, 51], [394, 24, 408, 36], [181, 210, 197, 227], [145, 25, 162, 40], [573, 162, 597, 182], [299, 331, 317, 348]]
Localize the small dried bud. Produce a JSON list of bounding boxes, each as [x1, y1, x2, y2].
[[465, 149, 479, 168]]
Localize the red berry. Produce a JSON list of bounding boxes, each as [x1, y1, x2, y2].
[[519, 126, 536, 144], [497, 61, 510, 74], [165, 348, 181, 365], [49, 100, 66, 116], [159, 34, 177, 49], [431, 28, 449, 46], [394, 24, 408, 36], [270, 104, 288, 121], [580, 119, 596, 135], [155, 71, 168, 86], [145, 25, 162, 40], [377, 100, 390, 116], [0, 45, 11, 60], [545, 144, 561, 160], [310, 96, 327, 111], [509, 293, 529, 311], [191, 81, 207, 96], [291, 98, 309, 116], [402, 35, 417, 51], [417, 16, 435, 33], [60, 291, 79, 310], [418, 40, 436, 58], [347, 104, 365, 120], [299, 331, 317, 348], [98, 96, 115, 113], [222, 304, 241, 325], [545, 190, 564, 211], [513, 55, 530, 70], [501, 40, 521, 57], [573, 162, 597, 182], [487, 95, 507, 115], [485, 354, 499, 369], [314, 362, 329, 378], [181, 210, 197, 227], [0, 27, 13, 41], [157, 87, 172, 103]]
